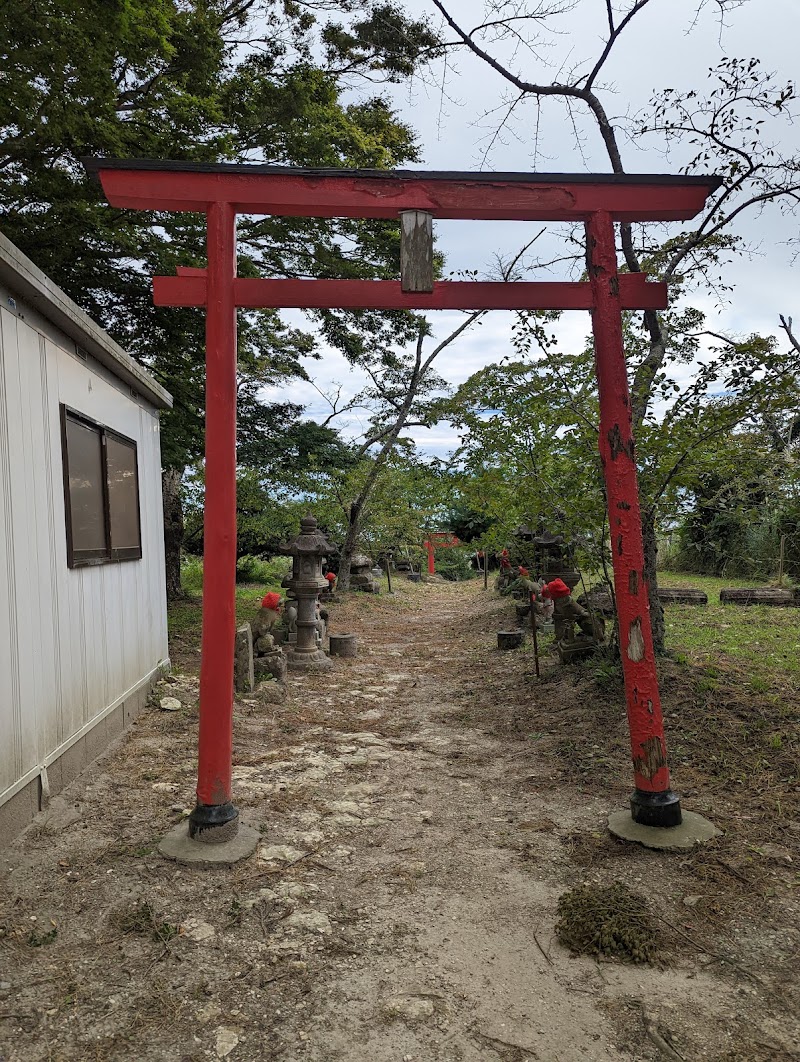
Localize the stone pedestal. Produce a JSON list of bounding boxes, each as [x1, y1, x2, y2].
[[159, 821, 260, 866], [254, 649, 286, 683], [608, 809, 721, 850], [349, 553, 376, 592]]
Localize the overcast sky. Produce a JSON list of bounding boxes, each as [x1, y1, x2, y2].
[[263, 0, 799, 458]]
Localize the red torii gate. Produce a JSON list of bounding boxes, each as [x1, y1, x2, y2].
[[424, 531, 462, 575], [88, 160, 720, 847]]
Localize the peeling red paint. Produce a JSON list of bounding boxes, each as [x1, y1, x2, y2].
[[633, 736, 667, 780], [628, 570, 639, 596], [627, 617, 645, 661], [607, 423, 635, 462]]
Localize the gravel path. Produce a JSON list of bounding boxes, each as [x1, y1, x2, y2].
[[1, 579, 796, 1061]]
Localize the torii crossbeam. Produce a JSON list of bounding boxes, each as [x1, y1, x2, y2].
[[87, 159, 720, 850]]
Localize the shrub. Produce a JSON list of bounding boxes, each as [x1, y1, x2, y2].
[[433, 546, 477, 582], [182, 554, 292, 592]]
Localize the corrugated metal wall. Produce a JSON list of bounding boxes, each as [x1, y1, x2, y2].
[[0, 303, 169, 805]]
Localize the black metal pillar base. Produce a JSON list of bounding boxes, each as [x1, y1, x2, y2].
[[630, 788, 682, 828], [188, 801, 240, 843]]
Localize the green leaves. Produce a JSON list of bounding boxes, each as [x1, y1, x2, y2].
[[0, 0, 435, 476]]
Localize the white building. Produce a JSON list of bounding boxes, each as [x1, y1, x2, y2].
[[0, 232, 172, 841]]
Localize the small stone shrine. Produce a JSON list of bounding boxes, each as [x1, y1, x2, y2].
[[348, 552, 377, 593], [281, 514, 334, 671], [532, 528, 580, 589]]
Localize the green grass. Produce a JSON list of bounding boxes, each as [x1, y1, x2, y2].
[[168, 556, 291, 665], [658, 572, 800, 691]]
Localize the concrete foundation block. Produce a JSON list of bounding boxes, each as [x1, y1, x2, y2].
[[159, 821, 260, 865], [608, 809, 722, 850]]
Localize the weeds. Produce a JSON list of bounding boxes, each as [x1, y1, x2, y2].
[[556, 883, 661, 964], [114, 900, 179, 945], [27, 926, 58, 947]]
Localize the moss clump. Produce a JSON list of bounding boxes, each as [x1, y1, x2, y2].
[[555, 882, 660, 964]]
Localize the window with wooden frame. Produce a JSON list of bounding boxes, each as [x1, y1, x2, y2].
[[60, 405, 142, 567]]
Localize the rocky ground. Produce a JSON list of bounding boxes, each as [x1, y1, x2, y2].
[[1, 579, 798, 1061]]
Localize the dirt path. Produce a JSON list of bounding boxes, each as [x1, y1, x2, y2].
[[1, 580, 797, 1061]]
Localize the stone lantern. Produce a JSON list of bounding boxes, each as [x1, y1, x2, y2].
[[281, 514, 334, 671]]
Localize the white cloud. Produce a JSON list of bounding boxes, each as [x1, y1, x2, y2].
[[271, 1, 800, 461]]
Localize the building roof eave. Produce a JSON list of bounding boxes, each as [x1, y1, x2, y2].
[[0, 230, 173, 410]]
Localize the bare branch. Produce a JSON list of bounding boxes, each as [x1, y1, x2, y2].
[[779, 314, 800, 356], [584, 0, 656, 92], [307, 380, 366, 428], [430, 1, 585, 100]]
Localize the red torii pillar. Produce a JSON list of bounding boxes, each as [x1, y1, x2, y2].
[[424, 531, 462, 576], [87, 160, 720, 843], [424, 540, 435, 575]]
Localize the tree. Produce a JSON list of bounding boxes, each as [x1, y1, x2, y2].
[[316, 310, 484, 588], [184, 415, 358, 558], [416, 0, 800, 645], [0, 0, 439, 595], [447, 305, 800, 607], [340, 449, 451, 566]]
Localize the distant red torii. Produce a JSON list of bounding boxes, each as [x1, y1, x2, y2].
[[423, 531, 462, 575]]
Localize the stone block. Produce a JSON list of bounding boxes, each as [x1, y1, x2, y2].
[[254, 649, 286, 683], [329, 633, 357, 658], [497, 630, 524, 650], [234, 624, 255, 694], [255, 680, 287, 705]]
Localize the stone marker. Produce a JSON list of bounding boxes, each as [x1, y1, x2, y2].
[[720, 588, 796, 606], [349, 553, 377, 593], [658, 587, 708, 605], [233, 624, 254, 694]]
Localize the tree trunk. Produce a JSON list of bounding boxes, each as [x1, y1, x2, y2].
[[162, 467, 185, 603], [336, 501, 362, 592], [642, 510, 665, 653]]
